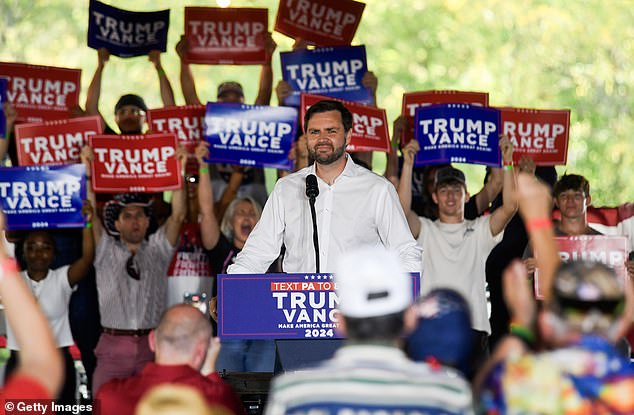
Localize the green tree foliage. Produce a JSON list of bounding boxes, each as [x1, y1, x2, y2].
[[1, 0, 633, 204]]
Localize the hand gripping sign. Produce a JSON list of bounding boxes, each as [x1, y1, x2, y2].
[[274, 0, 365, 46], [414, 103, 501, 167], [300, 93, 390, 153], [280, 45, 372, 107], [15, 116, 104, 166], [0, 62, 81, 123], [0, 164, 86, 230], [218, 273, 419, 340], [499, 107, 570, 166], [89, 133, 182, 193], [184, 7, 268, 65], [204, 102, 298, 170], [87, 0, 170, 58]]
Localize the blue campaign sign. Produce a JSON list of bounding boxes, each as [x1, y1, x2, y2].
[[280, 45, 373, 107], [0, 164, 86, 230], [218, 273, 420, 340], [0, 77, 6, 138], [414, 104, 501, 167], [87, 0, 169, 58], [204, 102, 298, 170]]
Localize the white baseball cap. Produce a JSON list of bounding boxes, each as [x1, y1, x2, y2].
[[335, 246, 412, 318]]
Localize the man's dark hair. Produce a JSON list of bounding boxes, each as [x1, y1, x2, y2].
[[304, 100, 353, 134], [553, 174, 590, 197], [343, 311, 404, 341]]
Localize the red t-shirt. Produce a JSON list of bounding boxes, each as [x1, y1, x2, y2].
[[1, 374, 53, 415]]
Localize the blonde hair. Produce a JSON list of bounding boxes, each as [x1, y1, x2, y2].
[[135, 384, 231, 415], [220, 196, 262, 241]]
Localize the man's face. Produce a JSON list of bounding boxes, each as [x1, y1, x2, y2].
[[305, 111, 350, 165], [432, 182, 467, 219], [115, 205, 150, 244], [556, 189, 590, 220], [115, 105, 146, 134]]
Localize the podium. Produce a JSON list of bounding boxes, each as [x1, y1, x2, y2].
[[274, 339, 343, 373]]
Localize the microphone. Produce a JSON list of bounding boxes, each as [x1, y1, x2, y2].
[[305, 174, 320, 273], [306, 174, 319, 200]]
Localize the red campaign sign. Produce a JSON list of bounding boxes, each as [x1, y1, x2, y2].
[[89, 133, 182, 193], [499, 107, 570, 166], [15, 116, 104, 166], [0, 62, 81, 123], [147, 105, 205, 153], [274, 0, 365, 46], [401, 90, 489, 146], [534, 235, 628, 299], [300, 93, 390, 153], [185, 7, 268, 65]]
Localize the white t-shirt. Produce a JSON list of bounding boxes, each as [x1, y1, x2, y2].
[[417, 215, 503, 333], [6, 265, 75, 349]]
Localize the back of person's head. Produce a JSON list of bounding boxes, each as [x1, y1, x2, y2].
[[304, 100, 353, 134], [405, 289, 473, 377], [135, 384, 229, 415], [154, 304, 212, 365], [553, 173, 590, 197], [335, 246, 412, 342], [544, 261, 626, 342]]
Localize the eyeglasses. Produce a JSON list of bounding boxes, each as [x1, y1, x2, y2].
[[186, 174, 199, 184], [126, 254, 140, 280]]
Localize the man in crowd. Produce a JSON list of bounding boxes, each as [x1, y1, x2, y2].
[[397, 137, 517, 370], [228, 100, 421, 274], [81, 146, 187, 393], [96, 304, 245, 415], [265, 246, 473, 415], [478, 173, 634, 414], [85, 48, 175, 134]]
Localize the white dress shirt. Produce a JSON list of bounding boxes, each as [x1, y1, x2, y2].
[[228, 156, 421, 274]]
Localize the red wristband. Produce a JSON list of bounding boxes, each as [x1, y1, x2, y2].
[[0, 257, 18, 279], [525, 218, 553, 232], [503, 161, 513, 167]]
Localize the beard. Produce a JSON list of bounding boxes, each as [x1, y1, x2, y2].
[[308, 141, 346, 165]]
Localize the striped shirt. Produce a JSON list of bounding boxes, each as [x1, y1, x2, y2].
[[95, 226, 175, 330], [265, 344, 474, 415]]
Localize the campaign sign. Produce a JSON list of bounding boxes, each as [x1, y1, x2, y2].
[[0, 62, 81, 123], [185, 7, 267, 65], [15, 116, 104, 166], [534, 236, 628, 299], [0, 164, 86, 230], [414, 104, 501, 167], [88, 0, 169, 58], [204, 102, 297, 170], [0, 77, 7, 138], [280, 45, 372, 107], [89, 133, 182, 193], [300, 93, 390, 153], [401, 90, 489, 146], [147, 105, 205, 153], [499, 107, 570, 166], [274, 0, 365, 46], [218, 273, 420, 339]]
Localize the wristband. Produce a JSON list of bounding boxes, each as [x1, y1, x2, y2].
[[503, 165, 514, 171], [525, 217, 553, 232], [85, 222, 93, 229], [0, 257, 19, 280], [157, 67, 166, 77], [509, 320, 536, 348], [199, 166, 209, 175]]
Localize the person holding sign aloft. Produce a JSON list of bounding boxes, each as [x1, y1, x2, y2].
[[3, 200, 95, 406], [81, 144, 188, 394], [398, 135, 517, 377]]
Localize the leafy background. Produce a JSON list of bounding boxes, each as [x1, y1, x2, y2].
[[2, 0, 633, 205]]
